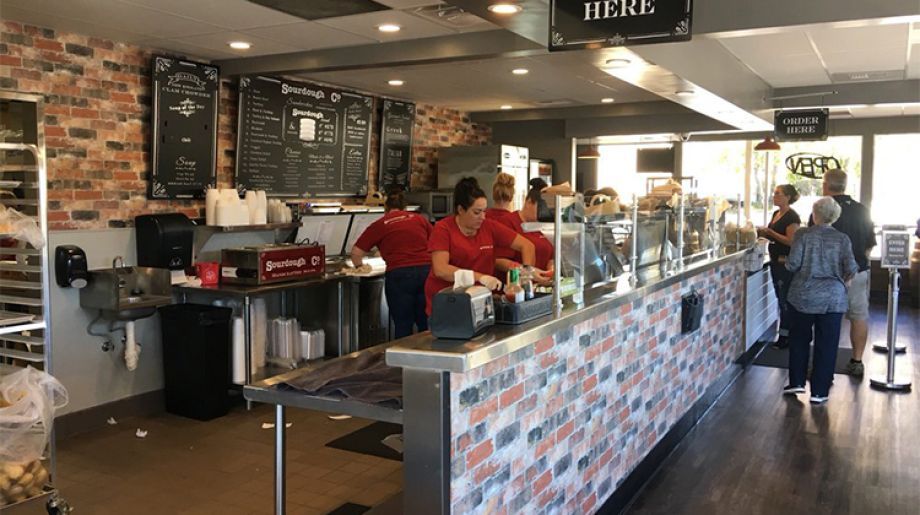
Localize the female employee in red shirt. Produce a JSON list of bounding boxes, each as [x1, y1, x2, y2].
[[424, 177, 537, 314], [487, 174, 554, 274], [351, 189, 432, 338]]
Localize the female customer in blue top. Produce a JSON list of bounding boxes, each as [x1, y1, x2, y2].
[[783, 196, 858, 405]]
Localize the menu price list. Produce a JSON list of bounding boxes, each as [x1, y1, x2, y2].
[[236, 75, 373, 195], [378, 99, 415, 192], [150, 56, 219, 199]]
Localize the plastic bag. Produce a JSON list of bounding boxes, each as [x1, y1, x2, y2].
[[0, 367, 68, 464], [0, 204, 44, 249]]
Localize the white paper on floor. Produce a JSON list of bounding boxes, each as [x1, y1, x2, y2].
[[261, 422, 293, 429], [106, 417, 117, 425], [135, 429, 148, 438], [327, 414, 352, 421]]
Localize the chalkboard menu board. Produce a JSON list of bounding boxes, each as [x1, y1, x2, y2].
[[150, 56, 219, 199], [236, 75, 373, 196], [378, 99, 415, 192]]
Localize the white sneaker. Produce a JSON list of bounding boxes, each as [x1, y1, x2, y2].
[[783, 385, 805, 395], [809, 395, 828, 405]]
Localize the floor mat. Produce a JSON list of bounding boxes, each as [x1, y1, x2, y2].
[[753, 344, 854, 374], [326, 503, 371, 515], [326, 421, 403, 461]]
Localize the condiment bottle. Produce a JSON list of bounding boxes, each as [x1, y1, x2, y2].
[[504, 268, 525, 304]]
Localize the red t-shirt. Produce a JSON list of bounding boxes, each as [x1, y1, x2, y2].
[[353, 210, 432, 270], [424, 216, 518, 314], [487, 209, 554, 270]]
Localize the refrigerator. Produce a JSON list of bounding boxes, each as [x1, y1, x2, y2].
[[438, 144, 529, 209]]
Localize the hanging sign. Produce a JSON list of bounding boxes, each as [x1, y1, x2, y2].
[[880, 227, 911, 269], [378, 99, 415, 193], [549, 0, 693, 51], [774, 109, 828, 141], [784, 153, 841, 179], [150, 56, 219, 199]]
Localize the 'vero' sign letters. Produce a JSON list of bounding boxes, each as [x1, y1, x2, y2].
[[550, 0, 693, 51]]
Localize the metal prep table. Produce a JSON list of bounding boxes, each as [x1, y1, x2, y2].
[[174, 268, 385, 402], [244, 344, 404, 515]]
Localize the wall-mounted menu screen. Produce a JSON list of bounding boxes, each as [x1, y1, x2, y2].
[[378, 99, 415, 192], [150, 56, 219, 199], [236, 75, 373, 196]]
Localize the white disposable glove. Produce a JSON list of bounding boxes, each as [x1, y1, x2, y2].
[[478, 274, 502, 291]]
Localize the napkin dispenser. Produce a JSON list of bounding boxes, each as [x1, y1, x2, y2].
[[430, 285, 495, 340]]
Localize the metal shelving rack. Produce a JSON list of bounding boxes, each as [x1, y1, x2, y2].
[[0, 91, 69, 513]]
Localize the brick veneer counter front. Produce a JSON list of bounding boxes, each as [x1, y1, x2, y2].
[[388, 253, 746, 513]]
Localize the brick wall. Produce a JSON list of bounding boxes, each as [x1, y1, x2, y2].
[[448, 259, 745, 513], [0, 21, 490, 230]]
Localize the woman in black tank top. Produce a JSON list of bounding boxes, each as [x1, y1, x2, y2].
[[757, 184, 801, 348]]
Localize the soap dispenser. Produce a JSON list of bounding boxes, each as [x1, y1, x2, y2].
[[55, 245, 88, 288]]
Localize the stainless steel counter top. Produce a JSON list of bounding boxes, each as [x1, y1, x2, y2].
[[385, 251, 745, 373]]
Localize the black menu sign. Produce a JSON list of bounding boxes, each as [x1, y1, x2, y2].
[[236, 75, 373, 196], [150, 56, 218, 199], [378, 99, 415, 192], [549, 0, 693, 51], [774, 109, 828, 142]]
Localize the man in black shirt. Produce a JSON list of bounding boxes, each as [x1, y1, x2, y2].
[[814, 169, 876, 377]]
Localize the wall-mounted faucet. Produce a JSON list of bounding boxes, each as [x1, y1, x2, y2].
[[112, 256, 127, 288]]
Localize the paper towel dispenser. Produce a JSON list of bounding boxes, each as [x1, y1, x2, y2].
[[135, 213, 194, 270]]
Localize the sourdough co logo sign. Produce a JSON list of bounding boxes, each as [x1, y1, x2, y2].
[[549, 0, 693, 51], [774, 109, 828, 141], [785, 153, 841, 179]]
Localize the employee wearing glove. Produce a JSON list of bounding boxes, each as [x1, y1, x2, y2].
[[488, 177, 554, 284], [424, 177, 536, 315]]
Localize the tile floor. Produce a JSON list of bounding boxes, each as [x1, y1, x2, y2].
[[54, 404, 402, 514]]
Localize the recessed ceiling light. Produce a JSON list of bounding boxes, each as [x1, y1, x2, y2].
[[601, 98, 615, 103], [604, 58, 631, 67], [378, 24, 401, 33], [511, 68, 529, 75], [388, 79, 404, 86], [675, 89, 695, 97], [228, 41, 251, 50], [488, 3, 523, 14], [500, 105, 513, 110]]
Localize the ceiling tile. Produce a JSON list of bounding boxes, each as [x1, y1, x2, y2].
[[117, 0, 305, 30], [315, 9, 455, 41], [135, 38, 235, 60], [0, 5, 150, 43], [821, 50, 906, 74], [808, 24, 909, 55], [242, 22, 376, 51], [718, 32, 817, 59], [173, 31, 300, 57]]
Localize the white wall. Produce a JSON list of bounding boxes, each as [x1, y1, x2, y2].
[[49, 229, 163, 416]]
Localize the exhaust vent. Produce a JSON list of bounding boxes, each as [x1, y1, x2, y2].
[[412, 3, 490, 29], [830, 70, 904, 83]]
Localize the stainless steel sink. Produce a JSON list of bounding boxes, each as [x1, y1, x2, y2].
[[79, 265, 173, 320]]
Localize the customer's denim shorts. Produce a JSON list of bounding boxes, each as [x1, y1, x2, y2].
[[846, 270, 870, 321]]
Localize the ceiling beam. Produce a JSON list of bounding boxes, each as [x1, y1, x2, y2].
[[771, 80, 920, 109], [215, 30, 543, 76], [471, 101, 695, 123]]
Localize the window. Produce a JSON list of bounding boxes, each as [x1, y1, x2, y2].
[[872, 133, 920, 227], [763, 136, 862, 226], [596, 144, 669, 202]]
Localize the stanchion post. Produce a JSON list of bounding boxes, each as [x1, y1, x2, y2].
[[870, 226, 912, 392]]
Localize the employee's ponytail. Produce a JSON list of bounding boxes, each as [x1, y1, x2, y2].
[[385, 188, 407, 211], [454, 177, 486, 213]]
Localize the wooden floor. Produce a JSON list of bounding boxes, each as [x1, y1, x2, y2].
[[627, 304, 920, 515]]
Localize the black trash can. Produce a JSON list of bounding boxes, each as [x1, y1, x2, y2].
[[158, 304, 232, 421]]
